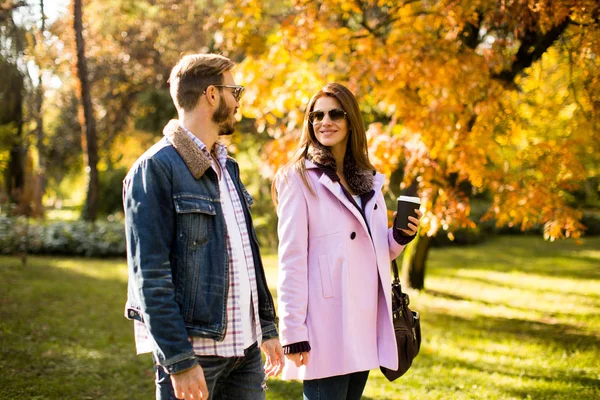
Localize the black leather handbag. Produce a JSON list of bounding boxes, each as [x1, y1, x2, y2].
[[380, 259, 422, 381]]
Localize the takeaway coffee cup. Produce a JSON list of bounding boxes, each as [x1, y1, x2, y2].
[[395, 195, 420, 231]]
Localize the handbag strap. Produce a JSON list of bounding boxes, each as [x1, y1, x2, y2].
[[391, 259, 404, 292], [391, 259, 400, 282], [391, 259, 410, 306]]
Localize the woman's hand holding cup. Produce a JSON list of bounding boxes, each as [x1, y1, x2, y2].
[[394, 195, 422, 236]]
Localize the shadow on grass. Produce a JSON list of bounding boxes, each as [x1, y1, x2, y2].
[[410, 307, 600, 398], [430, 273, 600, 302], [408, 297, 600, 395], [424, 309, 599, 352], [418, 310, 600, 396], [414, 351, 600, 398], [425, 288, 539, 313], [428, 236, 600, 281], [505, 384, 600, 400]]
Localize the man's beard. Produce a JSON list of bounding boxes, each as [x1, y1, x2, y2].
[[213, 97, 235, 136]]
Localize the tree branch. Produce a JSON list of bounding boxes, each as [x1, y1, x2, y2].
[[491, 18, 569, 85]]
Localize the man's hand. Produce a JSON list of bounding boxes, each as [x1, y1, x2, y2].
[[285, 351, 310, 367], [170, 364, 209, 400], [261, 338, 285, 377]]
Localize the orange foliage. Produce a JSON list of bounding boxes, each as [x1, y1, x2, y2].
[[49, 0, 599, 240], [234, 0, 600, 241]]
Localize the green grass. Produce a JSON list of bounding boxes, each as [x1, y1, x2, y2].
[[1, 236, 599, 399]]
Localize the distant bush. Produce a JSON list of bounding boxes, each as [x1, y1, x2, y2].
[[0, 215, 29, 255], [0, 217, 126, 257]]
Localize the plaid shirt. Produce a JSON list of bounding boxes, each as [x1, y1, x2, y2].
[[134, 126, 262, 357]]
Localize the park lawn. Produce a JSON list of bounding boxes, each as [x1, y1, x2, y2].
[[1, 236, 599, 399]]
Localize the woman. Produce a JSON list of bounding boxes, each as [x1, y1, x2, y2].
[[273, 83, 421, 399]]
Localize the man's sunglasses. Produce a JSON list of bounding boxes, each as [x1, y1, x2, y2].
[[308, 108, 347, 124], [208, 85, 245, 102]]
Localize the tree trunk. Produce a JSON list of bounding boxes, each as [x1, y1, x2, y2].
[[72, 0, 98, 221], [401, 234, 433, 290], [32, 0, 46, 218], [6, 128, 24, 203], [4, 63, 25, 206]]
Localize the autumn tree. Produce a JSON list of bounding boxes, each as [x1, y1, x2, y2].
[[235, 0, 600, 289]]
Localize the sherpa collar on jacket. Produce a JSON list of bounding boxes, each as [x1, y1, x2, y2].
[[162, 119, 213, 179], [307, 143, 375, 195]]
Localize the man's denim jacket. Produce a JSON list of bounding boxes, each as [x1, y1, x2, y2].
[[123, 120, 278, 375]]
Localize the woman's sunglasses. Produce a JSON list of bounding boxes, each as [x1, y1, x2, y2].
[[208, 85, 245, 102], [308, 108, 347, 125]]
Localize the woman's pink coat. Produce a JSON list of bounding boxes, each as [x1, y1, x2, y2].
[[276, 160, 406, 380]]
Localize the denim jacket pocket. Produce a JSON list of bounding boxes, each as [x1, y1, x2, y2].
[[174, 195, 217, 247]]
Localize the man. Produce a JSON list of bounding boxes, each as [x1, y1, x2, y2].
[[123, 53, 284, 400]]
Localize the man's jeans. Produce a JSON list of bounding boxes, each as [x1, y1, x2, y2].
[[154, 342, 266, 400], [303, 370, 369, 400]]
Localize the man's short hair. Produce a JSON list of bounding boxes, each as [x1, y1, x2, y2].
[[168, 53, 235, 111]]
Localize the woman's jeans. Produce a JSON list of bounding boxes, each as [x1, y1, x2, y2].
[[303, 370, 370, 400], [154, 342, 266, 400]]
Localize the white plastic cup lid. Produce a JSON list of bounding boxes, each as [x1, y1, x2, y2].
[[397, 195, 421, 204]]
